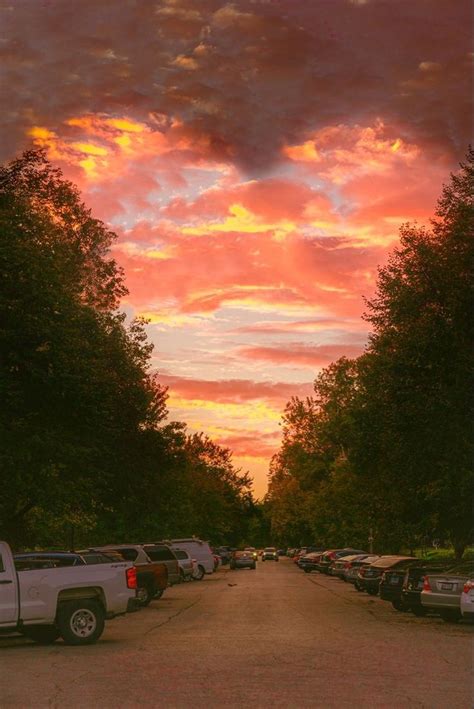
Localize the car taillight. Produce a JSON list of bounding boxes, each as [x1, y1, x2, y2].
[[126, 566, 137, 589], [422, 576, 431, 592], [463, 581, 473, 593]]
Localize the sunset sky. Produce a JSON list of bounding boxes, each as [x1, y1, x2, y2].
[[1, 0, 471, 497]]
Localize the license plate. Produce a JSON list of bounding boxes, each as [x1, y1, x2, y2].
[[441, 583, 453, 590]]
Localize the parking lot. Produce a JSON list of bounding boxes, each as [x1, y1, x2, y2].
[[1, 558, 472, 708]]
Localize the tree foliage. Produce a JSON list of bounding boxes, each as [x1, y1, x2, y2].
[[0, 150, 254, 549], [267, 149, 474, 558]]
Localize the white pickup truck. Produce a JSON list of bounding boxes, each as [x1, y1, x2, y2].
[[0, 541, 138, 645]]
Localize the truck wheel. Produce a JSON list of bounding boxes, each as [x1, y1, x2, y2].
[[57, 600, 105, 645], [137, 584, 153, 606], [23, 626, 61, 644]]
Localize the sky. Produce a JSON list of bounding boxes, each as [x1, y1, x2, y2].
[[1, 0, 471, 497]]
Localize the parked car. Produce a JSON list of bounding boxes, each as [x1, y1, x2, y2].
[[421, 561, 474, 622], [460, 578, 474, 619], [91, 544, 168, 606], [261, 547, 279, 561], [141, 544, 181, 586], [330, 554, 370, 580], [230, 550, 256, 570], [165, 538, 215, 576], [345, 555, 380, 584], [357, 556, 417, 595], [298, 552, 323, 573], [379, 560, 428, 609], [319, 549, 366, 575], [400, 562, 455, 615], [1, 541, 138, 646], [171, 548, 194, 581], [213, 546, 232, 565]]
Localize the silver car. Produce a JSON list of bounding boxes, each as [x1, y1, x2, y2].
[[421, 561, 474, 622], [173, 548, 194, 581]]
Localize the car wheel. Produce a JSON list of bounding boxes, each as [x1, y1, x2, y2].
[[137, 584, 153, 606], [179, 569, 186, 583], [251, 564, 256, 570], [304, 568, 311, 573], [440, 609, 461, 623], [367, 587, 378, 596], [57, 600, 105, 645], [23, 626, 61, 644], [154, 588, 164, 599], [411, 606, 426, 617], [194, 565, 205, 581]]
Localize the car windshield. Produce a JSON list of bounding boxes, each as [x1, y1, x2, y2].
[[264, 548, 276, 552]]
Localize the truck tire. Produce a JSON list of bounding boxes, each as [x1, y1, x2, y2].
[[23, 626, 61, 644], [57, 600, 105, 645]]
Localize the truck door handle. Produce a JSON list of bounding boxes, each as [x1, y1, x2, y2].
[[0, 579, 13, 584]]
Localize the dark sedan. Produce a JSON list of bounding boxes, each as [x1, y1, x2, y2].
[[379, 560, 430, 609], [357, 556, 417, 595]]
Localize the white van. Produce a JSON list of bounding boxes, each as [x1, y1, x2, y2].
[[168, 539, 215, 576]]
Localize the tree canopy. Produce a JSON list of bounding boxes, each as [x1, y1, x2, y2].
[[267, 148, 474, 558]]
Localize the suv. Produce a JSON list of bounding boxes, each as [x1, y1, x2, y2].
[[142, 544, 181, 585], [262, 547, 279, 561]]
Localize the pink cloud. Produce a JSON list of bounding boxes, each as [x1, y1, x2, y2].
[[237, 343, 365, 368], [158, 374, 314, 404]]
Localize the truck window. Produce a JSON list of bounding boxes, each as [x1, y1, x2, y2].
[[144, 546, 175, 561]]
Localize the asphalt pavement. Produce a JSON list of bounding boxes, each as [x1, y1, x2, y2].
[[0, 558, 472, 708]]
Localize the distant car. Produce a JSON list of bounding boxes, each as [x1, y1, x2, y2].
[[244, 547, 258, 561], [319, 549, 367, 575], [330, 554, 371, 580], [298, 552, 323, 573], [345, 555, 380, 584], [357, 556, 418, 595], [213, 546, 232, 565], [230, 550, 256, 570], [262, 547, 279, 561], [460, 579, 474, 619], [421, 561, 474, 622]]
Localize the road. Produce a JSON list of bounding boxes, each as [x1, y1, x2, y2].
[[0, 559, 472, 708]]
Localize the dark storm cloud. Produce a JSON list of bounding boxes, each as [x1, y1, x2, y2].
[[0, 0, 471, 169]]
